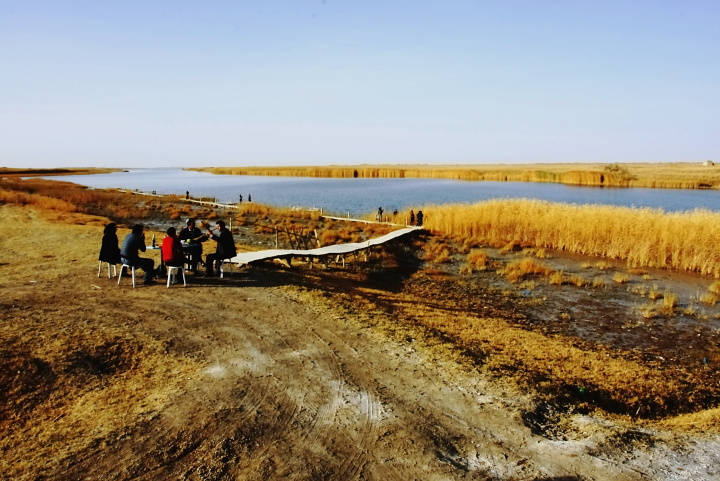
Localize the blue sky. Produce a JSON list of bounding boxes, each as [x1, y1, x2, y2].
[[1, 1, 718, 167]]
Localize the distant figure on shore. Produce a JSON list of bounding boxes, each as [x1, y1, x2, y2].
[[416, 210, 424, 226], [120, 224, 155, 284], [377, 207, 384, 222], [238, 194, 243, 203], [248, 194, 252, 202], [185, 190, 189, 200], [205, 220, 237, 276], [99, 222, 121, 266], [409, 210, 415, 226], [393, 209, 398, 217]]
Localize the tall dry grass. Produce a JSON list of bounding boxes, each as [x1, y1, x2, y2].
[[416, 199, 720, 277], [191, 162, 720, 190]]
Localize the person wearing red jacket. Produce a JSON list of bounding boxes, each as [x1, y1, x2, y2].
[[161, 227, 185, 268]]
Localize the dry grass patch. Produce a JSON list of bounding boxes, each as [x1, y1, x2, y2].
[[463, 249, 490, 273], [701, 293, 718, 306], [648, 286, 663, 300], [503, 258, 553, 283], [612, 272, 629, 284], [708, 281, 720, 296], [549, 271, 564, 285]]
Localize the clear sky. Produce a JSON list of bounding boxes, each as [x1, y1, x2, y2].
[[1, 1, 718, 168]]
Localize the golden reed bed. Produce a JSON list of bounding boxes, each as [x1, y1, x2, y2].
[[415, 199, 720, 277], [191, 162, 720, 190]]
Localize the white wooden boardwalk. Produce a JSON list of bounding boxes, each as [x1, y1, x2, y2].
[[227, 226, 422, 267]]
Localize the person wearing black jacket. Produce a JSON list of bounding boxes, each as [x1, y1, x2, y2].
[[204, 220, 237, 276], [98, 222, 121, 265], [179, 218, 207, 271]]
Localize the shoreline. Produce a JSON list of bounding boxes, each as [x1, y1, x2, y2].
[[0, 167, 122, 177], [188, 161, 720, 190]]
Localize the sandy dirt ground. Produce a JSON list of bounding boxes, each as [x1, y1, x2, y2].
[[1, 205, 719, 481]]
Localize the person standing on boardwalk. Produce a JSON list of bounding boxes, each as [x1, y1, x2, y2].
[[238, 194, 243, 202], [204, 220, 237, 276], [248, 194, 252, 202], [409, 210, 415, 226], [416, 210, 424, 226], [120, 224, 155, 284], [185, 190, 189, 200], [377, 207, 384, 222]]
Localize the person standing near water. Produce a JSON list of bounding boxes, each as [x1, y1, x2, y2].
[[416, 210, 424, 226], [409, 210, 415, 226], [377, 207, 384, 222], [185, 190, 189, 200], [248, 194, 252, 202], [238, 194, 243, 202]]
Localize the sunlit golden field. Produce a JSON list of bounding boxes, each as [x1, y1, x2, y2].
[[192, 162, 720, 189], [412, 199, 720, 277]]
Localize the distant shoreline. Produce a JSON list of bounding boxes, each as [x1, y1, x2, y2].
[[188, 162, 720, 190], [0, 167, 122, 177]]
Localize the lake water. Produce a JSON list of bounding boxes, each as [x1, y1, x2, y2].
[[49, 168, 720, 215]]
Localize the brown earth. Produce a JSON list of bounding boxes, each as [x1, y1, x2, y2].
[[1, 205, 719, 481]]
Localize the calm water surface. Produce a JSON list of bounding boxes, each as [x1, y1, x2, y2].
[[50, 168, 720, 216]]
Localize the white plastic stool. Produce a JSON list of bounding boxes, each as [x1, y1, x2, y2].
[[97, 260, 117, 278], [219, 259, 233, 278], [166, 265, 187, 288], [117, 264, 136, 288]]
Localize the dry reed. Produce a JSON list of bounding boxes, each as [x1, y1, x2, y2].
[[412, 199, 720, 277]]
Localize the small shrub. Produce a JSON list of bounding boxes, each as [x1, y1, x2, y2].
[[549, 271, 564, 285], [466, 249, 489, 271], [641, 304, 659, 319], [612, 272, 629, 284], [504, 258, 553, 283], [648, 286, 662, 300], [701, 293, 718, 306], [663, 291, 677, 312]]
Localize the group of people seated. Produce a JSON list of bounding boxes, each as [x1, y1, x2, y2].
[[99, 218, 237, 285]]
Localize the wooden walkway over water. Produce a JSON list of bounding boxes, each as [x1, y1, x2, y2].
[[227, 226, 422, 268]]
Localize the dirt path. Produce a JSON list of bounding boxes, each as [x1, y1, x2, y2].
[[1, 206, 719, 480]]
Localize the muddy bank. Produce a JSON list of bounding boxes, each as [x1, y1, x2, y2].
[[1, 203, 720, 480]]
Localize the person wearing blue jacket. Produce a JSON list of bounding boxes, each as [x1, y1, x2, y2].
[[120, 224, 155, 284]]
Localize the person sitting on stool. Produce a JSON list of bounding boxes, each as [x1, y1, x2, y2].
[[204, 220, 237, 276], [162, 227, 185, 283], [179, 218, 207, 271], [120, 224, 155, 284]]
